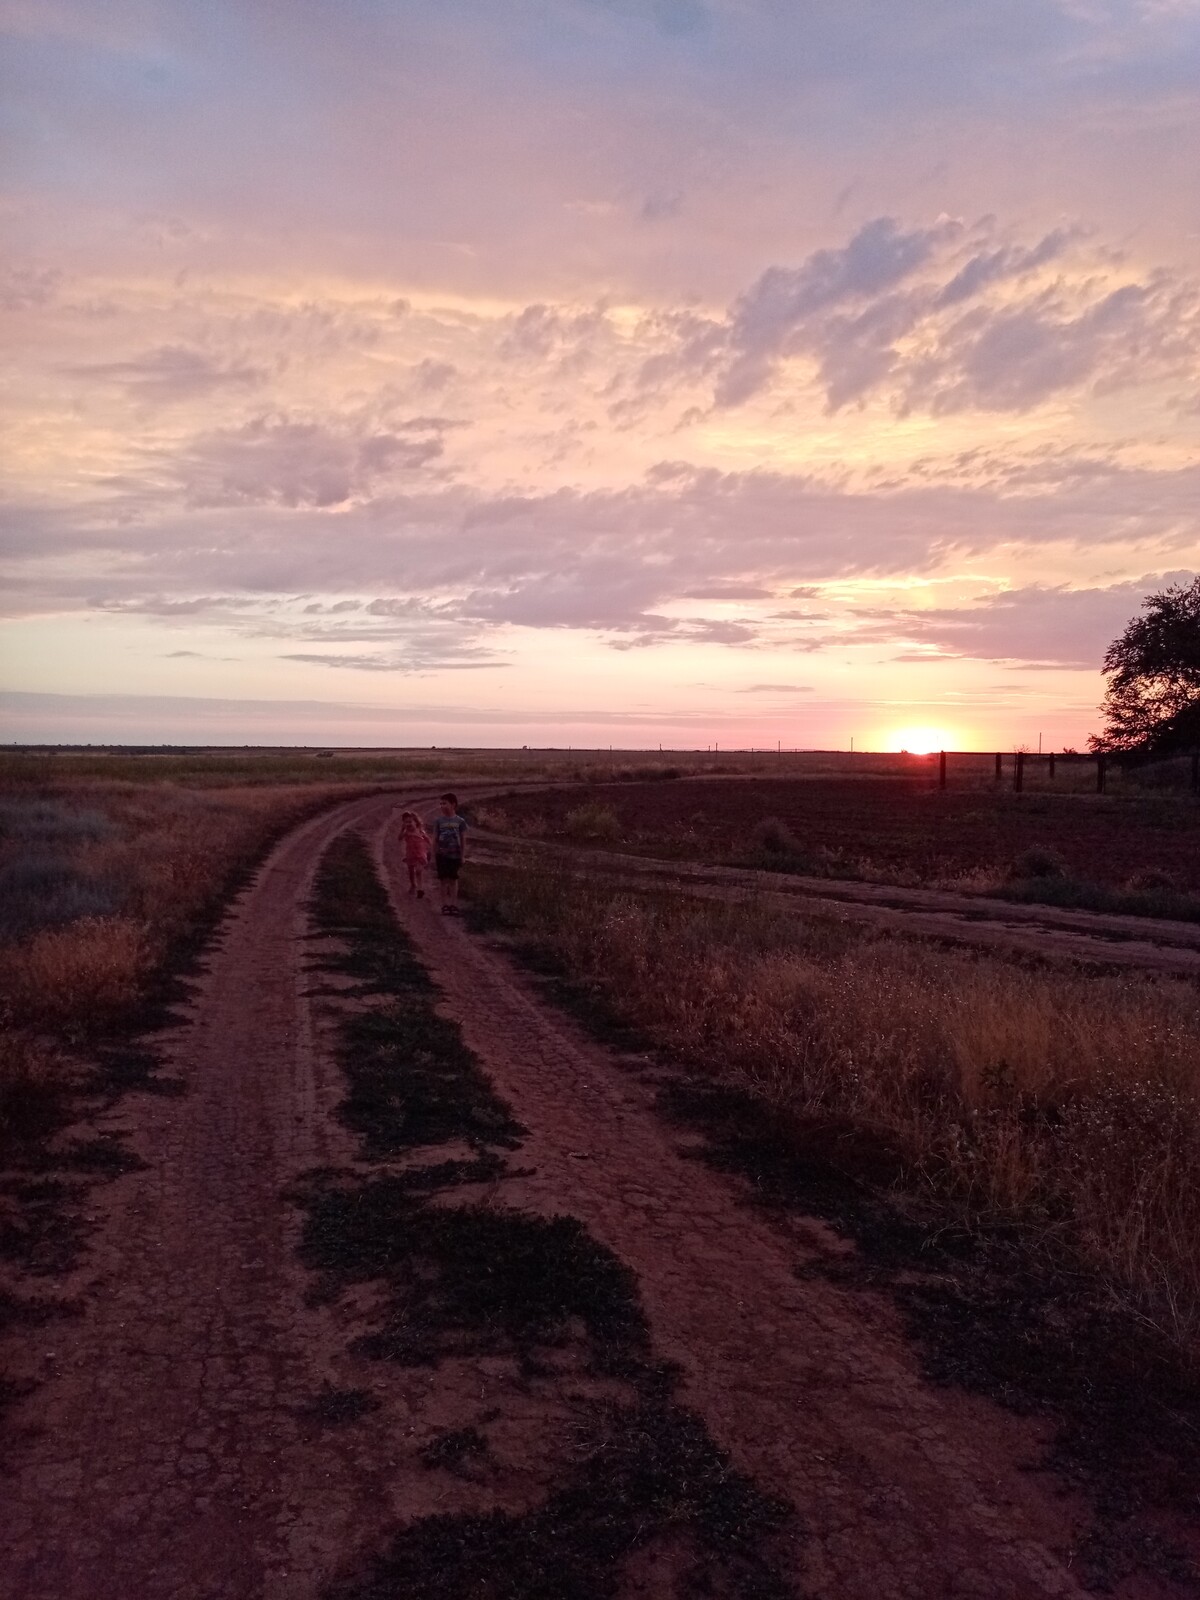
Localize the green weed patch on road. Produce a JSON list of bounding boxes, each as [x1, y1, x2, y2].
[[301, 831, 800, 1600]]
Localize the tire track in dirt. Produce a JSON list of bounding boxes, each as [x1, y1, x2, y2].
[[473, 834, 1200, 978], [375, 814, 1099, 1600]]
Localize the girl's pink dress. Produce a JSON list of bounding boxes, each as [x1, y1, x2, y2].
[[402, 826, 430, 864]]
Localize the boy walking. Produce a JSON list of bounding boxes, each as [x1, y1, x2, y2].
[[430, 792, 468, 915]]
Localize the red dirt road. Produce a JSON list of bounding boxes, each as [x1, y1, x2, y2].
[[0, 793, 1179, 1598]]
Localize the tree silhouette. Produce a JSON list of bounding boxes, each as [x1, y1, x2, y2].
[[1091, 577, 1200, 754]]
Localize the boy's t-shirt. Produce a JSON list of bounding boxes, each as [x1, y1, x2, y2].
[[432, 814, 468, 858]]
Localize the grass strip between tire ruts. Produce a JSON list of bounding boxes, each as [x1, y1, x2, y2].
[[299, 830, 801, 1600]]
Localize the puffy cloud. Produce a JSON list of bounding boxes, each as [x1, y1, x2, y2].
[[649, 217, 1200, 415], [715, 217, 959, 406], [173, 415, 447, 509], [932, 229, 1075, 308]]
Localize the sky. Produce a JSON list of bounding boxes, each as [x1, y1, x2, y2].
[[2, 0, 1198, 750]]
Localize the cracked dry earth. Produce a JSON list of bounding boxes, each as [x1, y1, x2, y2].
[[0, 792, 1176, 1599]]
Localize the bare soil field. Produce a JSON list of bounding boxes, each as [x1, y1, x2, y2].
[[489, 776, 1200, 896]]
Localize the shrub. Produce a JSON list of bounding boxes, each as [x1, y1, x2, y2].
[[749, 816, 801, 856], [0, 857, 125, 943], [1126, 867, 1180, 893], [0, 799, 117, 844], [0, 915, 146, 1027], [564, 803, 623, 842], [1008, 844, 1069, 880]]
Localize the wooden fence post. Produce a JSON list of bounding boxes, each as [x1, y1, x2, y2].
[[994, 752, 1002, 784], [939, 750, 947, 790], [1048, 751, 1056, 781], [1015, 750, 1025, 793], [1097, 753, 1107, 794]]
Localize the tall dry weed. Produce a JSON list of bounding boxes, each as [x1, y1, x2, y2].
[[0, 916, 146, 1027]]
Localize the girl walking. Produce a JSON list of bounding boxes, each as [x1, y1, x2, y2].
[[399, 810, 431, 898]]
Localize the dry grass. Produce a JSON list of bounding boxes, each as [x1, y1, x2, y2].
[[468, 862, 1200, 1351], [0, 783, 369, 1033], [0, 916, 147, 1026], [0, 781, 394, 1144]]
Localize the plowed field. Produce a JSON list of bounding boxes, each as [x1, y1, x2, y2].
[[492, 776, 1200, 890]]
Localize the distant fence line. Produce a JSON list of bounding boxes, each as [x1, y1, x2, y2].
[[927, 749, 1200, 795]]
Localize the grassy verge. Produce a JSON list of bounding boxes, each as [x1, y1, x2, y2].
[[301, 833, 800, 1600], [463, 859, 1200, 1589], [0, 782, 395, 1158]]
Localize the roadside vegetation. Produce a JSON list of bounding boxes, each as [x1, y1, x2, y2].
[[465, 860, 1200, 1357], [0, 763, 415, 1156]]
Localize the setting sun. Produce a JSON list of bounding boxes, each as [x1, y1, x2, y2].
[[883, 727, 958, 755]]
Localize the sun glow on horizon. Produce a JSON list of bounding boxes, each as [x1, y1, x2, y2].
[[882, 726, 961, 755]]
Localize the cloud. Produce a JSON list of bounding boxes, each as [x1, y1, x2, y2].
[[0, 689, 732, 736], [411, 359, 457, 393], [737, 683, 815, 693], [681, 581, 773, 600], [932, 229, 1075, 308], [173, 415, 446, 509], [281, 650, 504, 673], [65, 345, 267, 402], [640, 190, 683, 222], [867, 572, 1199, 668], [1, 265, 61, 311], [5, 452, 1198, 656], [715, 217, 959, 406], [639, 217, 1200, 416]]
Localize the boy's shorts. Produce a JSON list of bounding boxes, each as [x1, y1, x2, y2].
[[435, 854, 461, 881]]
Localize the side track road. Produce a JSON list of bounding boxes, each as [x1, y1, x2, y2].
[[473, 830, 1200, 978]]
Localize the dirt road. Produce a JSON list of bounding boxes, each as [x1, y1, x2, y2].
[[0, 793, 1183, 1598]]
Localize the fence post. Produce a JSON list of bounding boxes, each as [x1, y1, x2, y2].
[[1097, 753, 1107, 794], [1193, 751, 1199, 794], [1048, 751, 1056, 781], [994, 751, 1002, 784], [1015, 750, 1024, 793], [939, 750, 947, 790]]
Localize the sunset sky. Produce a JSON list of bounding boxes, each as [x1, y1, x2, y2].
[[2, 0, 1198, 749]]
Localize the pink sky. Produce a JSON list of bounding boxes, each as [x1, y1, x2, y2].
[[2, 0, 1198, 748]]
